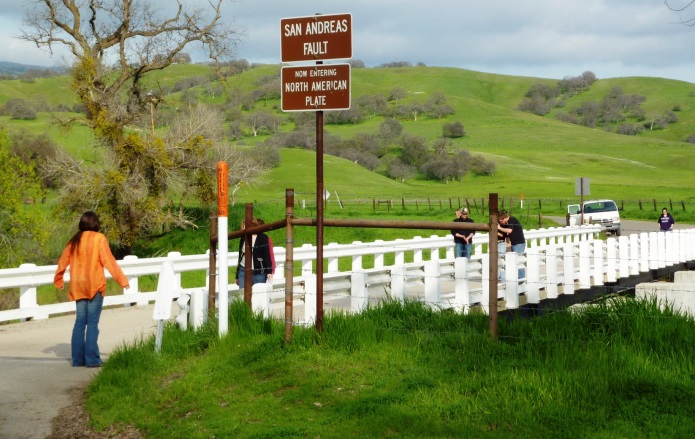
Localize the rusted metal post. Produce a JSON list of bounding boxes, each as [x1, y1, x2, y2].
[[316, 107, 325, 333], [285, 188, 295, 343], [244, 203, 253, 307], [208, 213, 217, 318], [488, 193, 499, 340]]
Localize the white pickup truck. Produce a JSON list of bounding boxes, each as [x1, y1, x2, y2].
[[567, 199, 621, 236]]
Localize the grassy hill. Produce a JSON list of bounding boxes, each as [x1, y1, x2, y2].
[[1, 64, 694, 204]]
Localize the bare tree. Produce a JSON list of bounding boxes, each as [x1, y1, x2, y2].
[[665, 1, 695, 25], [246, 111, 280, 137], [18, 1, 248, 254]]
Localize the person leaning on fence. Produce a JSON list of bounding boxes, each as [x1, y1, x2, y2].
[[658, 208, 675, 232], [235, 218, 274, 288], [498, 210, 526, 280], [53, 211, 130, 368], [451, 208, 474, 259], [256, 219, 276, 275], [497, 215, 509, 281]]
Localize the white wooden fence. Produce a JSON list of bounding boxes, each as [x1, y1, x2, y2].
[[1, 225, 693, 325]]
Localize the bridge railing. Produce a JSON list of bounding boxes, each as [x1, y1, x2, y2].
[[3, 225, 693, 324]]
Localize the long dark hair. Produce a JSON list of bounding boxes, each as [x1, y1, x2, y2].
[[68, 211, 102, 255]]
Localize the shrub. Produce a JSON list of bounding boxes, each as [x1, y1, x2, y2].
[[442, 121, 466, 138], [616, 123, 643, 136]]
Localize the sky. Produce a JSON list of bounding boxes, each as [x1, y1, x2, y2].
[[1, 0, 695, 83]]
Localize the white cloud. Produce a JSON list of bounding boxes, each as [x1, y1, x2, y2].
[[1, 0, 694, 82]]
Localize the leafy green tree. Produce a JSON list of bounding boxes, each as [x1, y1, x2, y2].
[[400, 134, 429, 167], [0, 130, 51, 267], [389, 87, 408, 102], [379, 118, 403, 143], [386, 158, 415, 182], [424, 92, 454, 119]]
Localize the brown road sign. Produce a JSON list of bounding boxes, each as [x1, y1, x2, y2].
[[281, 64, 351, 112], [281, 13, 352, 62]]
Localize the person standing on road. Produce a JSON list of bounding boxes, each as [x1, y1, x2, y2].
[[54, 211, 130, 368], [498, 210, 526, 280], [658, 208, 675, 232]]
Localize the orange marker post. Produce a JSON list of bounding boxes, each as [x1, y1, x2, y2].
[[217, 162, 229, 336]]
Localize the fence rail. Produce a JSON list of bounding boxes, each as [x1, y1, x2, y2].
[[2, 225, 694, 325]]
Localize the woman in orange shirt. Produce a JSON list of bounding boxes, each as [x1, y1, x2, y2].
[[54, 212, 130, 367]]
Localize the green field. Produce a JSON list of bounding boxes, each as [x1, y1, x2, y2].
[[2, 64, 694, 205]]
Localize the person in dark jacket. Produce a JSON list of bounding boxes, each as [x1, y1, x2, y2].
[[235, 218, 274, 288], [451, 208, 475, 259], [658, 208, 675, 232], [498, 210, 526, 280]]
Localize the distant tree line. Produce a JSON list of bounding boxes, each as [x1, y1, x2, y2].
[[2, 57, 491, 197], [519, 72, 685, 137], [518, 71, 597, 116]]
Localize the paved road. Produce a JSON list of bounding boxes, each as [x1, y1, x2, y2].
[[546, 217, 693, 234], [0, 303, 172, 439]]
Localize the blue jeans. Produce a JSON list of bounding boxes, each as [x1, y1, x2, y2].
[[498, 242, 507, 281], [72, 292, 104, 367], [237, 270, 267, 288], [455, 242, 464, 258], [462, 243, 472, 260], [511, 243, 526, 280], [455, 242, 472, 260]]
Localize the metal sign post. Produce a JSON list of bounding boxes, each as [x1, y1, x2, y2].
[[280, 13, 352, 333]]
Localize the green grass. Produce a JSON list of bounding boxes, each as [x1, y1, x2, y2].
[[86, 297, 695, 438]]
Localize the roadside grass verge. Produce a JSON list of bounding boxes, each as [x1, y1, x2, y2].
[[86, 297, 695, 438]]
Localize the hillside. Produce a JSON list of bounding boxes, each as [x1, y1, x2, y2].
[[1, 64, 694, 202]]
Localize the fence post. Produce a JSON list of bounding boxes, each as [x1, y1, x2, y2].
[[639, 232, 649, 272], [481, 254, 490, 312], [526, 248, 540, 304], [606, 238, 617, 283], [453, 258, 469, 313], [251, 282, 271, 319], [545, 247, 558, 299], [504, 252, 519, 309], [562, 244, 575, 295], [304, 276, 317, 325], [593, 240, 604, 286], [390, 265, 407, 302], [424, 260, 440, 309], [326, 242, 340, 272], [618, 236, 630, 279], [648, 232, 659, 270], [430, 235, 441, 261], [656, 231, 666, 269], [301, 244, 314, 276], [351, 241, 363, 271], [629, 234, 640, 276], [374, 240, 385, 268], [351, 271, 368, 313], [19, 263, 46, 321], [123, 255, 146, 306], [579, 241, 591, 289], [394, 239, 406, 266], [413, 236, 424, 262]]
